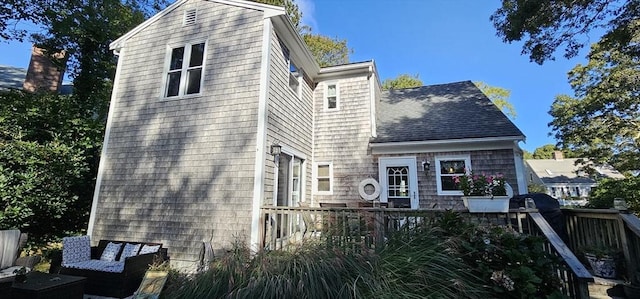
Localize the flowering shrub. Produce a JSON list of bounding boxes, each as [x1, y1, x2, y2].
[[453, 171, 507, 197], [435, 211, 565, 298]]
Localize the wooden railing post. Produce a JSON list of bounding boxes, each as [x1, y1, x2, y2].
[[616, 214, 633, 279]]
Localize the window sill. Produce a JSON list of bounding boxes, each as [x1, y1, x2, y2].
[[314, 191, 333, 196], [437, 191, 464, 196], [160, 93, 204, 102]]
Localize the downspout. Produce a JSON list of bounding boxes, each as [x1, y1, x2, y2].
[[87, 47, 126, 237], [513, 141, 528, 194], [368, 64, 377, 138], [250, 17, 273, 251]]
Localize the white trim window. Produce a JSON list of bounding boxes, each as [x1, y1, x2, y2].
[[325, 83, 339, 110], [163, 41, 206, 98], [313, 162, 333, 195], [435, 155, 471, 196], [280, 41, 300, 96]]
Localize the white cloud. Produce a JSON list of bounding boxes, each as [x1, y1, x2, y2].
[[295, 0, 317, 31]]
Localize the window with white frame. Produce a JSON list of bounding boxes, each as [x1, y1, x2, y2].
[[314, 162, 333, 194], [280, 41, 300, 95], [164, 42, 205, 98], [325, 83, 338, 110], [435, 155, 471, 195]]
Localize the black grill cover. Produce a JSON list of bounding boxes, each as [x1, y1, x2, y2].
[[510, 193, 568, 243]]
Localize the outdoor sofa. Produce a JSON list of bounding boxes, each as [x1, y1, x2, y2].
[[59, 236, 167, 298]]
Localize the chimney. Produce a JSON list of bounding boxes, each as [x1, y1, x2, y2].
[[552, 151, 564, 160], [23, 46, 67, 93]]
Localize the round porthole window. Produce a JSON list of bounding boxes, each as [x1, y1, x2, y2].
[[358, 178, 381, 201]]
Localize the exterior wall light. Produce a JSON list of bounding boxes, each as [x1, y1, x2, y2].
[[270, 143, 282, 164], [421, 160, 430, 176]]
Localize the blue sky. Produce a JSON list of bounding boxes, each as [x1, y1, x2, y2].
[[0, 0, 591, 152]]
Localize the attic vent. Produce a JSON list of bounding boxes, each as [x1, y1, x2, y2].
[[183, 8, 197, 26]]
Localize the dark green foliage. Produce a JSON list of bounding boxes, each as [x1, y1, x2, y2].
[[493, 1, 640, 172], [0, 90, 101, 246], [491, 0, 636, 64], [549, 38, 640, 172], [435, 211, 565, 298], [588, 177, 640, 212], [162, 211, 566, 298]]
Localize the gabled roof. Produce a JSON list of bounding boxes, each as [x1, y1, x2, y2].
[[526, 158, 624, 184], [372, 81, 524, 143], [109, 0, 320, 76], [0, 65, 27, 90]]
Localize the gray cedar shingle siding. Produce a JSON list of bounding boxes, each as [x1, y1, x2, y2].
[[92, 0, 264, 265], [377, 149, 519, 209], [374, 81, 523, 143], [264, 28, 314, 205], [313, 75, 378, 204]]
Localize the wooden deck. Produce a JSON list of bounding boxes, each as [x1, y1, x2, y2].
[[259, 206, 640, 299]]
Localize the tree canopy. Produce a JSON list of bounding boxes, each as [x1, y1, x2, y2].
[[474, 81, 517, 119], [0, 0, 165, 246], [381, 74, 423, 90], [253, 0, 351, 67], [302, 33, 350, 67], [493, 0, 640, 172], [491, 0, 638, 65], [549, 38, 640, 172]]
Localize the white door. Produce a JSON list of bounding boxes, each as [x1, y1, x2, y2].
[[378, 157, 419, 209], [275, 153, 304, 237]]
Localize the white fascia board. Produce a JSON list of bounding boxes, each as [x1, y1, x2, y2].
[[110, 0, 285, 51], [271, 16, 319, 77], [370, 136, 525, 155], [316, 61, 377, 81], [110, 0, 188, 50]]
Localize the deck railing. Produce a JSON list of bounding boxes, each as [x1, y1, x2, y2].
[[562, 208, 640, 279], [260, 206, 593, 298], [524, 212, 593, 298]]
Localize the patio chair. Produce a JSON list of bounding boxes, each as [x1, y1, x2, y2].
[[0, 230, 41, 283]]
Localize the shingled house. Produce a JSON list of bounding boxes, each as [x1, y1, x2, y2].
[[526, 151, 624, 201], [87, 0, 526, 269]]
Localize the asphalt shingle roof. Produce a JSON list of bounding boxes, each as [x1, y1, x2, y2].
[[526, 158, 624, 184], [373, 80, 524, 143], [0, 65, 27, 90]]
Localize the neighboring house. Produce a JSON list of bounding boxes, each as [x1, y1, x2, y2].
[[0, 46, 71, 94], [87, 0, 527, 269], [525, 151, 624, 200]]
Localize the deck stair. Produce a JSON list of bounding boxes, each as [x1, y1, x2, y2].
[[588, 276, 626, 299]]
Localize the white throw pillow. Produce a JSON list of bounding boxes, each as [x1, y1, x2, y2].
[[118, 243, 141, 261], [100, 242, 122, 262], [139, 244, 160, 255]]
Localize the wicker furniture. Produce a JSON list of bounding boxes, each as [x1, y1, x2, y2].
[[59, 237, 167, 298], [11, 271, 86, 299]]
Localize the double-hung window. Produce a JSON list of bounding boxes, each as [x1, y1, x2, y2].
[[325, 83, 338, 110], [435, 155, 471, 195], [314, 162, 333, 194], [164, 42, 205, 98]]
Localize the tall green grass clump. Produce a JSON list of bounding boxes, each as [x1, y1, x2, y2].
[[162, 211, 565, 298]]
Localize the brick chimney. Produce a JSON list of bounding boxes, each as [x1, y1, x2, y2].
[[23, 46, 67, 93], [552, 151, 564, 160]]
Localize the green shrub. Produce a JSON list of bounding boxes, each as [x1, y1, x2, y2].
[[434, 211, 565, 298], [588, 177, 640, 213], [161, 211, 565, 298]]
